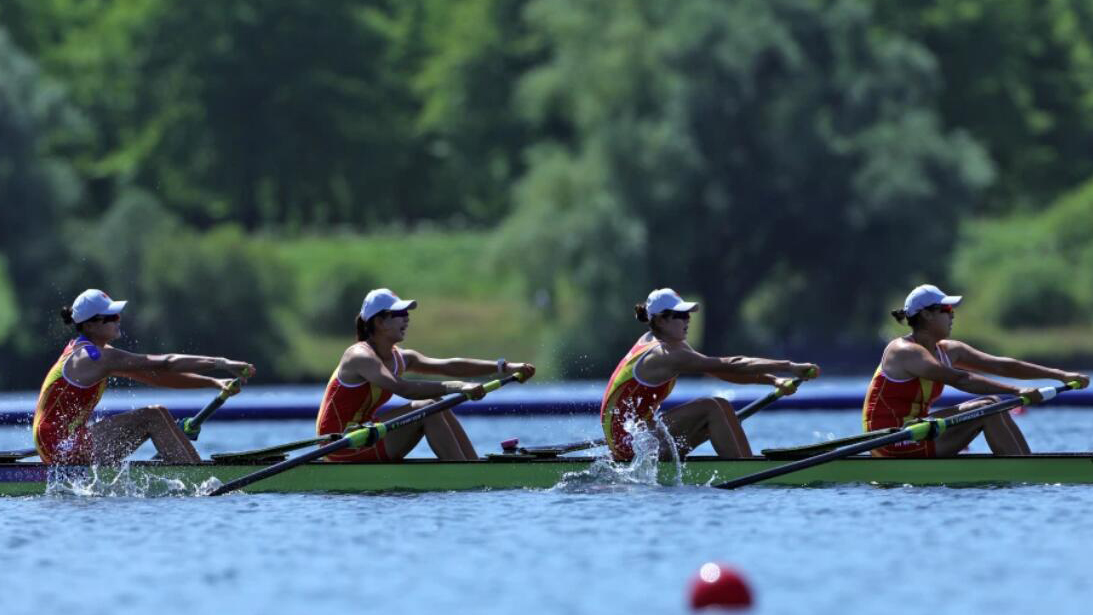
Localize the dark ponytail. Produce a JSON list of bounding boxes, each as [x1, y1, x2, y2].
[[891, 308, 926, 329], [634, 304, 650, 323], [61, 306, 75, 325]]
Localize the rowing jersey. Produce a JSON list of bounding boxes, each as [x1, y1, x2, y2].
[[861, 342, 953, 457], [33, 337, 108, 464], [600, 336, 676, 461], [316, 345, 404, 462]]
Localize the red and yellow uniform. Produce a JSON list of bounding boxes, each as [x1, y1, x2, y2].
[[33, 338, 108, 464], [316, 346, 405, 462], [600, 337, 676, 461], [862, 345, 952, 457]]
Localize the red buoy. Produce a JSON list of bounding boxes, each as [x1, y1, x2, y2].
[[689, 562, 753, 610]]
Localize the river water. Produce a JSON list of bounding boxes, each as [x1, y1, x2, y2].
[[2, 409, 1091, 615]]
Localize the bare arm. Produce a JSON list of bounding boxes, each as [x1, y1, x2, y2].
[[894, 344, 1022, 396], [401, 349, 537, 381], [642, 345, 815, 384], [707, 371, 781, 386], [945, 340, 1088, 386], [100, 347, 254, 378], [401, 350, 500, 378], [115, 370, 228, 390], [347, 350, 479, 400]]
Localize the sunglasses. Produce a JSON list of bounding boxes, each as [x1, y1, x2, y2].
[[87, 314, 121, 323], [381, 310, 410, 319], [662, 311, 691, 321], [926, 304, 954, 314]]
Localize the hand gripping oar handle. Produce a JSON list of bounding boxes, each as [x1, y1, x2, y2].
[[208, 373, 524, 496], [178, 377, 245, 441], [714, 382, 1080, 490], [735, 368, 816, 421]]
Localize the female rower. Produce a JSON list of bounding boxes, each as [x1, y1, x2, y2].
[[600, 288, 819, 461], [34, 289, 255, 465], [863, 284, 1089, 457], [316, 288, 535, 461]]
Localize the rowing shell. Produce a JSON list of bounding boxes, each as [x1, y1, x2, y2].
[[2, 454, 1093, 495]]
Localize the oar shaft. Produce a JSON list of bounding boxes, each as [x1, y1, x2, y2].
[[716, 429, 914, 489], [734, 369, 815, 421], [716, 383, 1075, 490], [208, 373, 522, 496], [179, 378, 244, 440]]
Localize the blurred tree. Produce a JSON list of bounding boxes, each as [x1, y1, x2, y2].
[[0, 28, 88, 388], [63, 192, 294, 380], [497, 0, 994, 375], [1, 0, 461, 230], [953, 176, 1093, 329], [412, 0, 540, 223], [869, 0, 1093, 214]]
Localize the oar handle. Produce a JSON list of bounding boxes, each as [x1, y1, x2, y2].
[[179, 377, 245, 440], [208, 373, 524, 496], [734, 368, 815, 421]]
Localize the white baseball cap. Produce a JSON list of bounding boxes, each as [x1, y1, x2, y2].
[[71, 289, 128, 324], [904, 284, 962, 317], [361, 288, 417, 320], [645, 288, 699, 316]]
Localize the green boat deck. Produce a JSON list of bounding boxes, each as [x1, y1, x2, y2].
[[2, 454, 1093, 495]]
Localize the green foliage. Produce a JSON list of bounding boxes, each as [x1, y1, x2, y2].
[[868, 0, 1093, 214], [0, 27, 88, 386], [498, 0, 992, 374], [0, 256, 16, 344], [4, 0, 1093, 388], [132, 226, 292, 366], [271, 230, 551, 380], [951, 176, 1093, 360], [413, 0, 539, 222]]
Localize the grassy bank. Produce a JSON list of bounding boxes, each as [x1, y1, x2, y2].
[[265, 231, 557, 381]]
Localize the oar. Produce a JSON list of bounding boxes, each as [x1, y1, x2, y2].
[[761, 394, 997, 459], [735, 371, 814, 420], [0, 448, 39, 463], [210, 435, 341, 463], [499, 372, 815, 457], [761, 428, 899, 460], [208, 373, 524, 496], [715, 382, 1081, 490], [500, 437, 606, 457], [178, 376, 247, 440]]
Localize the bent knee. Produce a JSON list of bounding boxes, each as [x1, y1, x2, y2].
[[705, 397, 735, 412], [133, 406, 173, 421]]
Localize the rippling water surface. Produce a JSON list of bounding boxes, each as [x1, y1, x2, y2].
[[2, 409, 1092, 615]]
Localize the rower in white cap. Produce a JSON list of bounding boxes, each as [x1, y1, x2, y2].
[[315, 288, 535, 461], [599, 288, 819, 461], [863, 284, 1089, 456], [33, 289, 255, 464]]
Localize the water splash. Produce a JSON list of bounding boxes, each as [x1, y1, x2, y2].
[[553, 412, 684, 492], [44, 463, 208, 498]]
